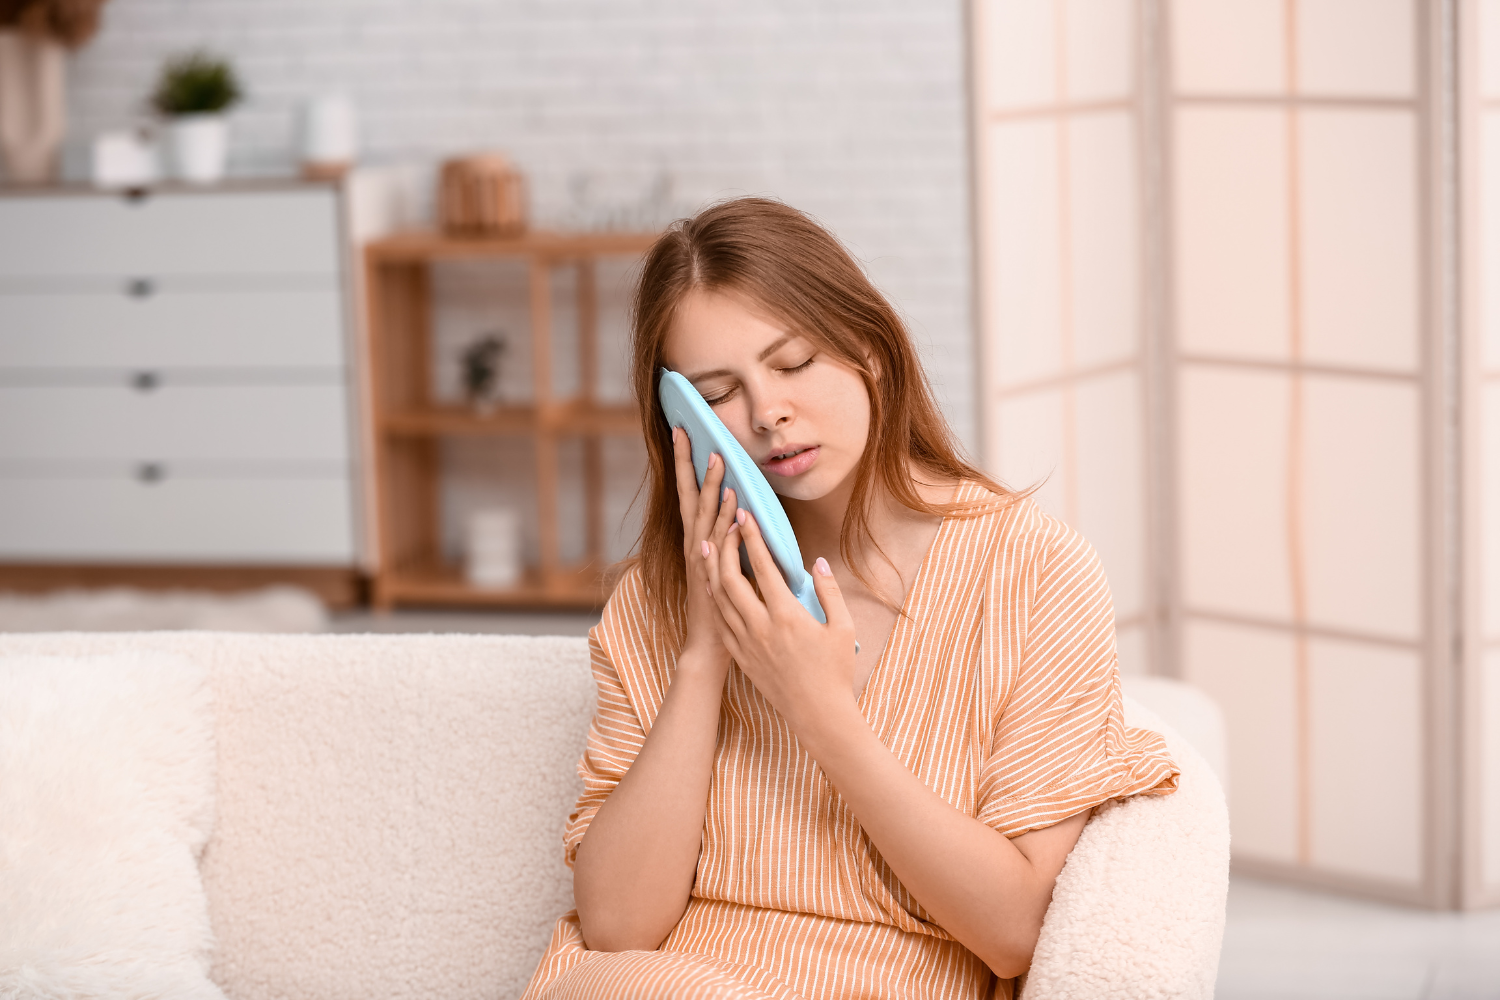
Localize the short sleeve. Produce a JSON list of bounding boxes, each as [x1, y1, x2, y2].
[[976, 523, 1179, 839], [561, 569, 667, 868]]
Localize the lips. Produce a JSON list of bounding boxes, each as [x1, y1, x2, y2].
[[761, 444, 819, 478]]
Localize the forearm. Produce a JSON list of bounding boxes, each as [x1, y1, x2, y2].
[[572, 650, 725, 952], [799, 702, 1063, 979]]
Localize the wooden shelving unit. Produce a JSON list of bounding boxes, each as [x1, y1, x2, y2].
[[363, 229, 657, 609]]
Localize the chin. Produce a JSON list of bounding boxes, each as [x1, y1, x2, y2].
[[770, 484, 819, 503], [768, 470, 844, 504]]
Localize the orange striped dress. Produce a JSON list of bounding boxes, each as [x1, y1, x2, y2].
[[522, 484, 1179, 1000]]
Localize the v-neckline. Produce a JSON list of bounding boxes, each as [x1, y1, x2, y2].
[[852, 480, 968, 711]]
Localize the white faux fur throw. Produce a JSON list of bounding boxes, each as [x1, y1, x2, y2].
[[0, 651, 225, 1000], [0, 633, 1227, 1000]]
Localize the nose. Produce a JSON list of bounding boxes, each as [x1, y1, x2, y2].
[[748, 382, 793, 433]]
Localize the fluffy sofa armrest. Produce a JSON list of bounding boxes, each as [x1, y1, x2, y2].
[[1022, 694, 1231, 1000]]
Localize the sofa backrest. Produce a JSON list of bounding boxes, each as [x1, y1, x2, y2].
[[0, 632, 1228, 1000], [0, 632, 596, 1000]]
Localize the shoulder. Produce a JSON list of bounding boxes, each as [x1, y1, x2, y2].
[[963, 491, 1107, 597], [590, 563, 676, 677], [950, 484, 1090, 561], [600, 561, 651, 623]]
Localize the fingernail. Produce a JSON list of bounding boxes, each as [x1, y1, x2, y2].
[[722, 486, 729, 502], [701, 540, 710, 558], [815, 557, 831, 576], [708, 453, 718, 469], [736, 509, 746, 525], [706, 585, 712, 597]]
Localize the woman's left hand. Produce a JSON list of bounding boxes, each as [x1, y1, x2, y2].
[[703, 508, 858, 735], [706, 508, 1088, 980]]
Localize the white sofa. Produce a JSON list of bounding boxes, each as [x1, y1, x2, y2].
[[0, 632, 1230, 1000]]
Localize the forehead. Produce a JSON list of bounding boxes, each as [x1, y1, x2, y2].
[[663, 288, 797, 369]]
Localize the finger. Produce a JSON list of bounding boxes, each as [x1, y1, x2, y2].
[[735, 510, 798, 613], [693, 453, 728, 537], [810, 556, 856, 634], [671, 427, 700, 525], [716, 522, 769, 622], [710, 486, 737, 547], [716, 607, 746, 665], [702, 539, 748, 637]]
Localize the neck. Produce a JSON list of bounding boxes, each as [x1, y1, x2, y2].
[[781, 465, 937, 565], [782, 464, 959, 568], [781, 471, 858, 561]]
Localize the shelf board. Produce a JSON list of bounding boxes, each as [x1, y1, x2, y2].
[[366, 229, 660, 263], [380, 401, 640, 437], [379, 563, 607, 609]]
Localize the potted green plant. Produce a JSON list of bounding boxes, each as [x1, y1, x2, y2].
[[151, 50, 242, 184]]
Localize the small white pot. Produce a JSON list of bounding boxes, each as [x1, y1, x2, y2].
[[168, 113, 228, 184], [300, 93, 357, 177], [91, 128, 160, 189]]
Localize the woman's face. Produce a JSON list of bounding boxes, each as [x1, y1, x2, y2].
[[662, 288, 872, 503]]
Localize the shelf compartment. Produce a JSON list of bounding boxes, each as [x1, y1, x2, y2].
[[380, 401, 639, 437], [364, 229, 653, 611], [379, 561, 607, 609], [366, 230, 658, 264]]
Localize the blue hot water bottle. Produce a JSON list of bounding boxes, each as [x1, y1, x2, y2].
[[658, 369, 827, 624]]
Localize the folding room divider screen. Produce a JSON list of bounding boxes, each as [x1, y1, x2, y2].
[[970, 0, 1499, 909]]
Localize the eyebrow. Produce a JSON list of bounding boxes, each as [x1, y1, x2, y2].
[[683, 334, 796, 385], [756, 334, 794, 361]]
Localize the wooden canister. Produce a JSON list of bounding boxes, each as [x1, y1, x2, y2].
[[438, 153, 527, 237]]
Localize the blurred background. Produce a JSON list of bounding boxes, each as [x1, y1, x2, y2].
[[1, 1, 1498, 996]]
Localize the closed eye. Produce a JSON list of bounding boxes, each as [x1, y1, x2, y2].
[[702, 356, 812, 406]]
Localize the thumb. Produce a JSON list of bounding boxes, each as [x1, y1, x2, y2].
[[811, 556, 854, 633]]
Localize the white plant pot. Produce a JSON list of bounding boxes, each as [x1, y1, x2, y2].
[[168, 113, 228, 184]]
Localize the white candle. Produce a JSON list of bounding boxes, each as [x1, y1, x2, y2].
[[466, 507, 523, 589]]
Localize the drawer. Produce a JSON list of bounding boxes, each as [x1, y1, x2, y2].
[[0, 472, 354, 563], [0, 288, 346, 369], [0, 189, 340, 278], [0, 384, 352, 462]]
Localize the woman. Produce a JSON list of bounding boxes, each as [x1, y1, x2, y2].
[[521, 199, 1178, 1000]]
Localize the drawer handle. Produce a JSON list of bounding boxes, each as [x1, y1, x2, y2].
[[136, 462, 165, 484], [131, 370, 160, 392], [126, 277, 155, 298]]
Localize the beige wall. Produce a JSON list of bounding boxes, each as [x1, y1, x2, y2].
[[1476, 0, 1500, 903], [973, 0, 1154, 677], [1172, 0, 1427, 895], [973, 0, 1498, 907]]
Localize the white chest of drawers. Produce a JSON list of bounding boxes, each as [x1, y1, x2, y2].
[[0, 184, 359, 567]]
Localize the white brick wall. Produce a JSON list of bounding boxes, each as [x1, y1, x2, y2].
[[63, 0, 975, 445], [62, 0, 975, 566]]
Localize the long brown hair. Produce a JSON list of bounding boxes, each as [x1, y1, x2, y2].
[[627, 197, 1012, 638]]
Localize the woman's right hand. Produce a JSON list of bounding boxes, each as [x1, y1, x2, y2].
[[672, 426, 736, 674], [575, 431, 741, 951]]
